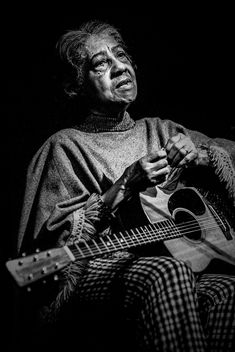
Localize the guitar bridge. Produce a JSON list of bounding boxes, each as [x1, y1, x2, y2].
[[207, 204, 233, 240]]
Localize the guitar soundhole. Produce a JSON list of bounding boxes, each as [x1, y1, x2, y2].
[[168, 188, 206, 216], [175, 210, 202, 242]]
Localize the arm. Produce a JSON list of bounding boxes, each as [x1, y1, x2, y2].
[[18, 134, 170, 254]]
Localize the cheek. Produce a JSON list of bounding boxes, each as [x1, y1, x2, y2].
[[99, 81, 114, 98], [89, 75, 113, 99]]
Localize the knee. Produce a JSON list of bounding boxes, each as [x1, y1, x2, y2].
[[131, 256, 195, 298], [147, 256, 194, 284]]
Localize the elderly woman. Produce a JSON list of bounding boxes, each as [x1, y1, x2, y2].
[[17, 20, 235, 351]]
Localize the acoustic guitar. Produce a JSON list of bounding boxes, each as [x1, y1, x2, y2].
[[6, 187, 235, 288]]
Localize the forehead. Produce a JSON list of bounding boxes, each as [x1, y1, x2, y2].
[[85, 34, 119, 58]]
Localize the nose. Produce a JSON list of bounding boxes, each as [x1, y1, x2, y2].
[[110, 57, 127, 78]]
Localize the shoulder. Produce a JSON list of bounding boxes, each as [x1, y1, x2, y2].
[[29, 128, 85, 168], [49, 127, 84, 145], [135, 116, 176, 127], [135, 116, 162, 126], [36, 127, 88, 153], [135, 116, 185, 133]]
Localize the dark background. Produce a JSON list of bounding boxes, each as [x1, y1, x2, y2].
[[5, 6, 235, 260], [4, 4, 235, 351]]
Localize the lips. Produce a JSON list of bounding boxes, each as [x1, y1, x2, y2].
[[116, 77, 132, 88]]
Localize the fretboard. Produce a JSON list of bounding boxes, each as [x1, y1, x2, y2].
[[69, 219, 183, 260]]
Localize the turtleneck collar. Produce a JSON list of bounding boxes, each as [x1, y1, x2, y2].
[[75, 111, 135, 133]]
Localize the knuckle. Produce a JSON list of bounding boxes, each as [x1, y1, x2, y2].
[[185, 154, 193, 162], [158, 159, 168, 168]]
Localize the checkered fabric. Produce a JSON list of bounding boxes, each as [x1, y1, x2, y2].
[[68, 256, 207, 351], [66, 256, 235, 352], [196, 273, 235, 352], [52, 255, 234, 352]]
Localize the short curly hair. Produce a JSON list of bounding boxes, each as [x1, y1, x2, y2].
[[56, 20, 132, 97]]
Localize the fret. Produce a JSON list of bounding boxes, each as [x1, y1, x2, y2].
[[141, 225, 152, 244], [100, 237, 111, 252], [130, 228, 142, 246], [119, 232, 130, 248], [135, 226, 148, 245], [151, 222, 165, 241], [74, 243, 86, 258], [113, 233, 125, 249], [92, 239, 103, 254], [168, 219, 180, 238], [148, 223, 161, 241], [157, 220, 170, 240], [143, 224, 155, 243], [83, 241, 96, 256], [125, 230, 136, 247], [137, 226, 148, 244], [106, 235, 118, 251]]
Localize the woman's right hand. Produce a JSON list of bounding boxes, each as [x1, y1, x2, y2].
[[102, 150, 170, 210]]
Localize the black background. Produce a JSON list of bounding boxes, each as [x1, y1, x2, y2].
[[5, 5, 235, 259], [4, 4, 235, 351]]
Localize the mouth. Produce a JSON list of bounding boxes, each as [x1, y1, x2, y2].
[[116, 77, 132, 89]]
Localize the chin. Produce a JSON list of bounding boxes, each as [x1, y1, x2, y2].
[[117, 91, 137, 104]]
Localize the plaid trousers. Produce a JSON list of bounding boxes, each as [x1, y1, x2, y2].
[[58, 255, 234, 352]]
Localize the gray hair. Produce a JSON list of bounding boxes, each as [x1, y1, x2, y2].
[[56, 20, 130, 97]]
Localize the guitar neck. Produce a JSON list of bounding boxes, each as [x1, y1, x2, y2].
[[69, 219, 181, 261], [6, 218, 180, 288]]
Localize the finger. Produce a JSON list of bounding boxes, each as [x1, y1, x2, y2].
[[170, 146, 191, 167], [151, 157, 169, 171], [146, 149, 167, 162], [167, 140, 188, 164], [164, 133, 184, 152], [151, 166, 170, 184], [153, 165, 170, 177], [177, 150, 198, 167]]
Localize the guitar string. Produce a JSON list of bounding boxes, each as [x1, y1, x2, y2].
[[72, 216, 225, 258], [71, 214, 227, 259], [73, 213, 222, 251]]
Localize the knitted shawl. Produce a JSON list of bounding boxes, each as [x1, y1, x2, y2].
[[17, 112, 235, 320]]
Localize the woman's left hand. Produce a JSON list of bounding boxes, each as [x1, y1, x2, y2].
[[165, 133, 199, 168]]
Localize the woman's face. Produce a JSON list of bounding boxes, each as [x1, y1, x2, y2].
[[84, 34, 137, 114]]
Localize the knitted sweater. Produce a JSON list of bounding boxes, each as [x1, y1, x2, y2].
[[17, 112, 235, 254]]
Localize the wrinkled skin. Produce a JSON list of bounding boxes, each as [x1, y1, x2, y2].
[[84, 34, 137, 115]]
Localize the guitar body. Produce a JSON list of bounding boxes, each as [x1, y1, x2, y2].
[[139, 186, 235, 272]]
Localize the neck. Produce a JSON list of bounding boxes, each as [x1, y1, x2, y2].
[[76, 110, 136, 133], [88, 106, 127, 120]]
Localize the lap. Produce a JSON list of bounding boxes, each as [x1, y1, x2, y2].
[[37, 256, 235, 352], [65, 255, 234, 308], [76, 254, 194, 303]]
